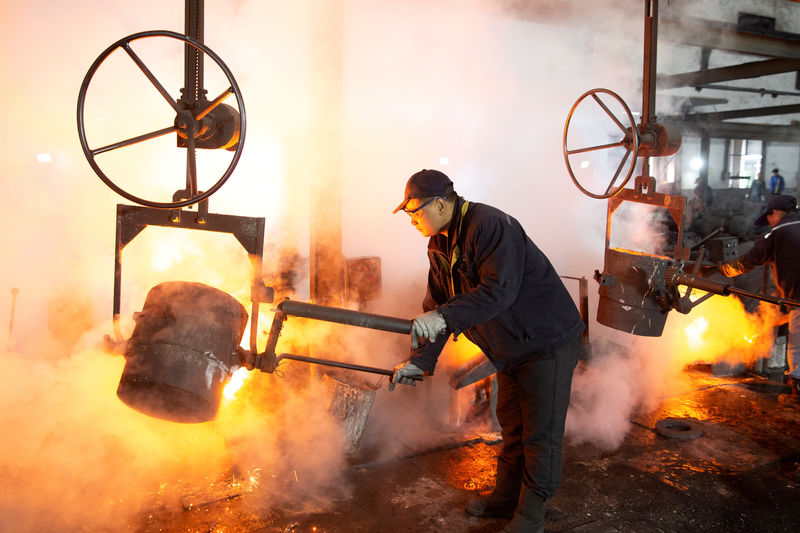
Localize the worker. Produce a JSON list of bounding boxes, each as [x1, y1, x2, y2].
[[389, 169, 584, 532], [748, 173, 766, 203], [701, 194, 800, 404], [769, 168, 785, 195], [693, 176, 713, 209], [688, 176, 713, 228]]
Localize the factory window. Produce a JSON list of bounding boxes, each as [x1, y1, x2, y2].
[[727, 139, 762, 189], [679, 136, 701, 190]]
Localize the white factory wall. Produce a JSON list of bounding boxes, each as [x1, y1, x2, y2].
[[768, 142, 800, 187]]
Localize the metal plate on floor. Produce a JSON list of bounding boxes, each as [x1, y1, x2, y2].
[[655, 417, 703, 440]]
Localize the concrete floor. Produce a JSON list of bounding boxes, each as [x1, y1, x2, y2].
[[139, 370, 800, 532]]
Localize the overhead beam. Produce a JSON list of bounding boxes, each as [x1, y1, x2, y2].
[[656, 95, 729, 113], [662, 118, 800, 142], [680, 103, 800, 121], [659, 17, 800, 59], [658, 58, 800, 88]]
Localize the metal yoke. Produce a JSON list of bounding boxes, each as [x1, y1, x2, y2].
[[113, 204, 273, 356]]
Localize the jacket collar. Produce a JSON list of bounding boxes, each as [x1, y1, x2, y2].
[[766, 212, 800, 238], [428, 196, 467, 253]]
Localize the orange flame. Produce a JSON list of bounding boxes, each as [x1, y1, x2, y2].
[[223, 367, 252, 401], [673, 291, 777, 367]]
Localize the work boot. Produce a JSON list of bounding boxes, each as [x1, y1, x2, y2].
[[465, 459, 522, 519], [499, 487, 547, 533]]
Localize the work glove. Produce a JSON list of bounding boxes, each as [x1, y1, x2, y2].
[[698, 265, 720, 278], [410, 310, 447, 349], [388, 360, 424, 391]]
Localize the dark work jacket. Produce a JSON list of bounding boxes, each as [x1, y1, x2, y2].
[[409, 197, 584, 373], [720, 212, 800, 300]]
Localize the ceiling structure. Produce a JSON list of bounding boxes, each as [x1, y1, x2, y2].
[[504, 0, 800, 142]]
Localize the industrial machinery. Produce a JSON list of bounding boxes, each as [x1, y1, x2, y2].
[[563, 0, 800, 336], [77, 0, 418, 423]]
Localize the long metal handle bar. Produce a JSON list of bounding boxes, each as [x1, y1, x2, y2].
[[667, 269, 800, 310], [276, 353, 421, 380], [277, 299, 413, 334]]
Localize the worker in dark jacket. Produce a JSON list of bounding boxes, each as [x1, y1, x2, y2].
[[389, 169, 584, 533], [703, 194, 800, 402], [769, 168, 785, 195]]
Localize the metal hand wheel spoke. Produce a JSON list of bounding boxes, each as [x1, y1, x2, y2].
[[196, 86, 234, 121], [563, 88, 639, 199], [92, 125, 178, 156], [77, 30, 246, 209], [566, 140, 626, 156], [591, 93, 629, 134], [605, 148, 632, 196], [121, 42, 182, 114]]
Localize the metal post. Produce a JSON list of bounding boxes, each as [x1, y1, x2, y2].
[[640, 0, 659, 180], [183, 0, 205, 103]]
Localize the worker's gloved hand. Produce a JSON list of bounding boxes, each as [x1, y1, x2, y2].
[[698, 265, 720, 278], [388, 360, 424, 391], [410, 310, 447, 349]]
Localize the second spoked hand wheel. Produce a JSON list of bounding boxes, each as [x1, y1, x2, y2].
[[77, 30, 246, 209], [563, 88, 639, 199]]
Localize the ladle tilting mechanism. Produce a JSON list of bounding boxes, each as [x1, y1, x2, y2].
[[77, 0, 417, 423]]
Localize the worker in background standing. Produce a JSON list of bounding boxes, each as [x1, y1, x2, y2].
[[389, 169, 584, 533], [701, 194, 800, 404], [748, 173, 766, 203], [769, 168, 785, 195], [688, 176, 714, 228]]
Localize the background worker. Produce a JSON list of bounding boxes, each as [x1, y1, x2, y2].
[[702, 194, 800, 403], [748, 173, 766, 203], [769, 168, 785, 195], [389, 169, 584, 533]]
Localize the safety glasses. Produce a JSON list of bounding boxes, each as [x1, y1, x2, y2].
[[404, 197, 442, 216]]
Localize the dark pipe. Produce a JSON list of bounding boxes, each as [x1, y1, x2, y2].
[[277, 300, 413, 334], [726, 286, 800, 310], [668, 271, 731, 295]]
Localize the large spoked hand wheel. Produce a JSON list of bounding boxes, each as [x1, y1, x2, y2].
[[77, 30, 246, 209], [563, 88, 638, 199]]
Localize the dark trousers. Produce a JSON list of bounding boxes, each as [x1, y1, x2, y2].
[[495, 335, 580, 500]]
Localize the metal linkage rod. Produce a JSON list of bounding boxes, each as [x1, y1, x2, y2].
[[276, 353, 421, 380]]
